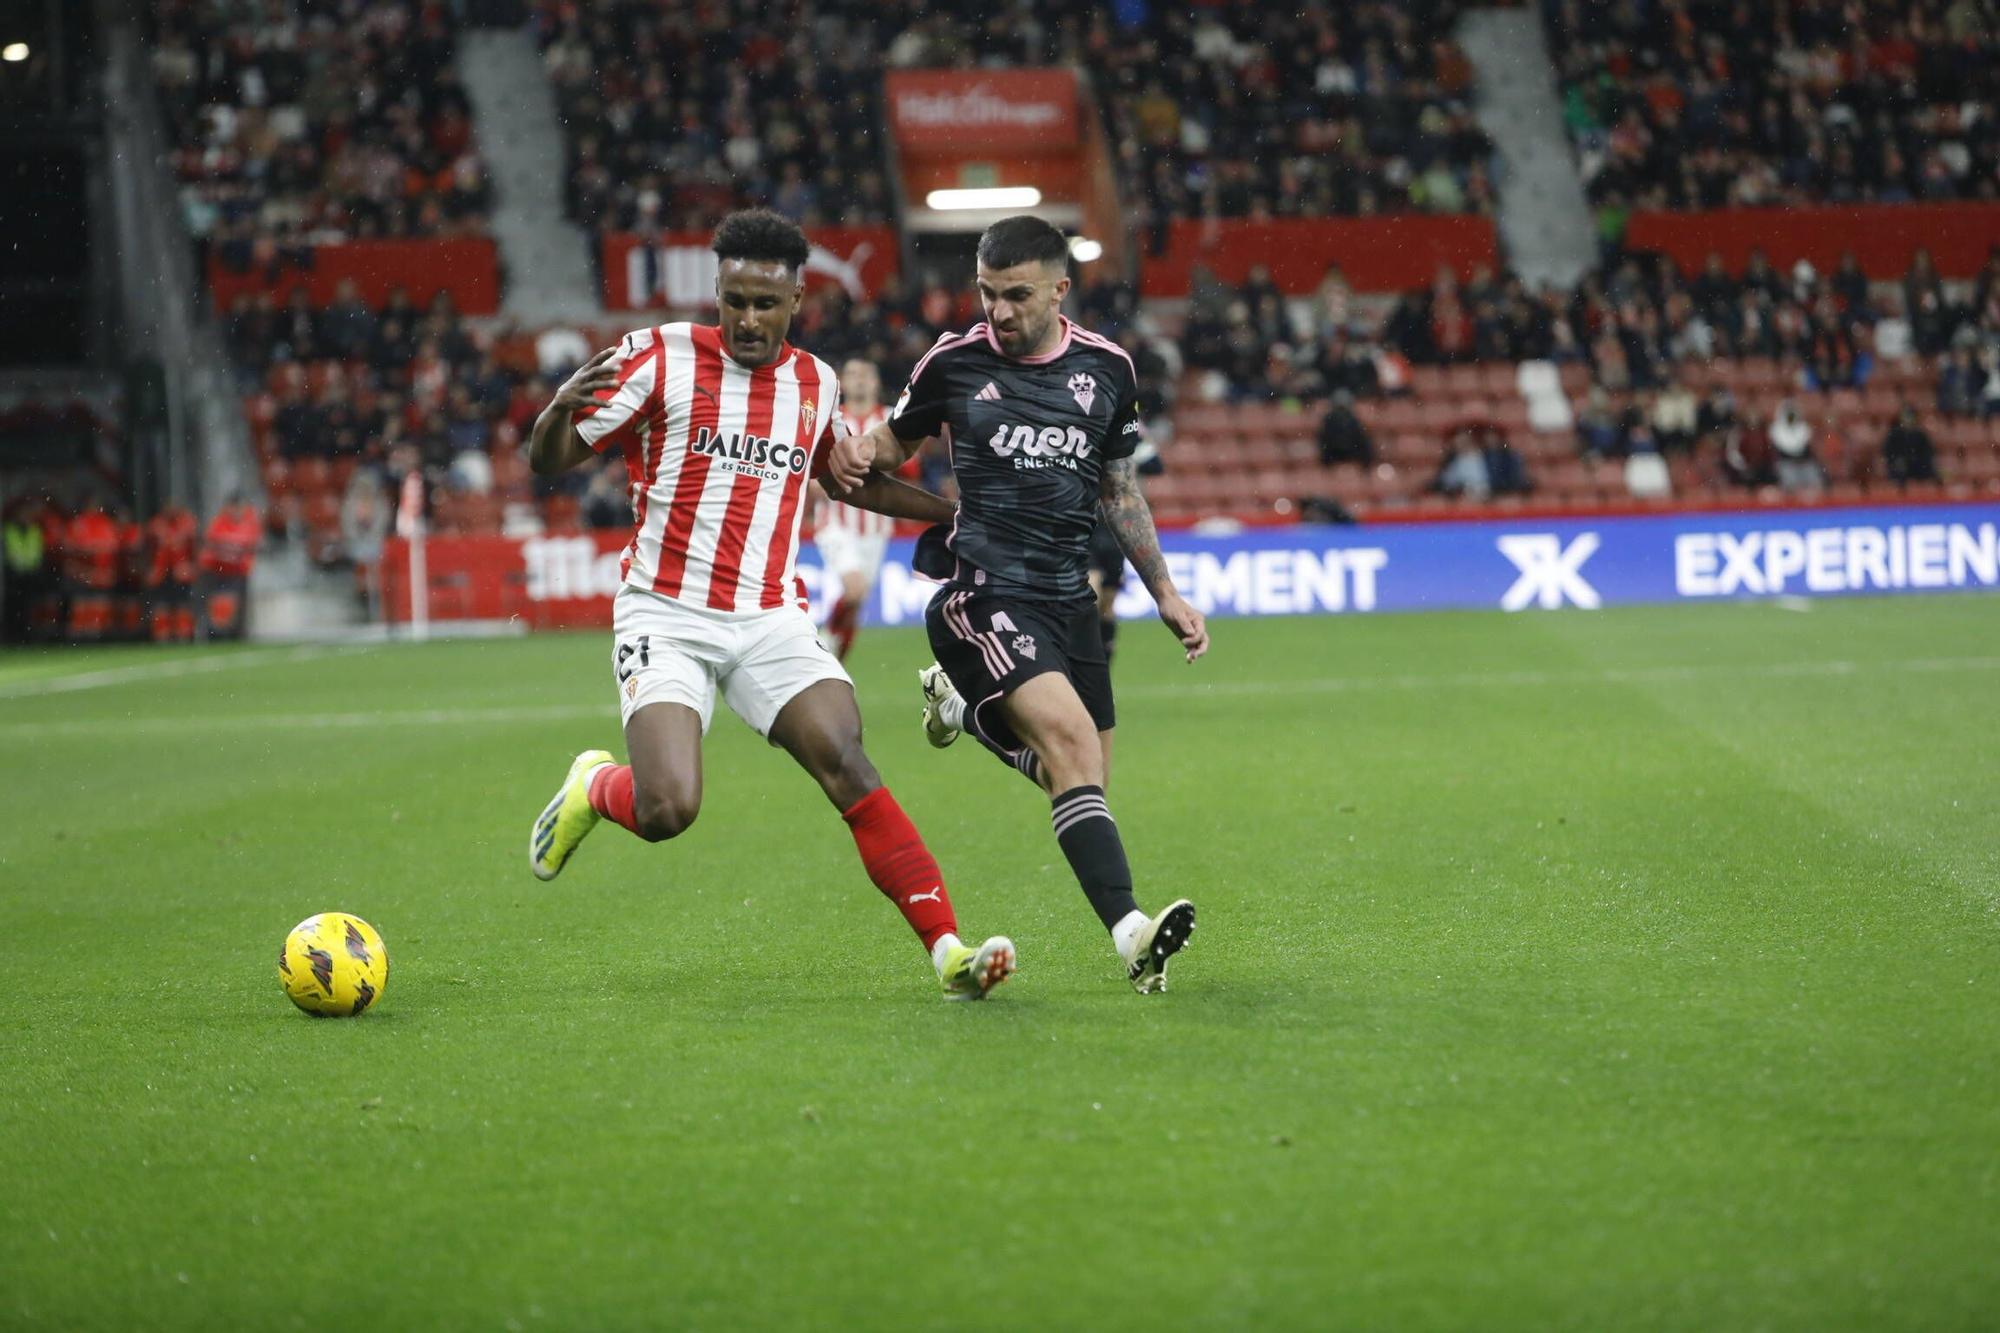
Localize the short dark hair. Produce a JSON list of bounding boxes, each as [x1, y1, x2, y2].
[[712, 208, 810, 273], [976, 215, 1070, 273]]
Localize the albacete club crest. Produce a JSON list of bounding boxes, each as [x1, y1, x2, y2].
[[1068, 373, 1097, 414]]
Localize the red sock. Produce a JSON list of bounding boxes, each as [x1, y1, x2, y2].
[[827, 597, 859, 661], [587, 763, 640, 834], [841, 786, 956, 949]]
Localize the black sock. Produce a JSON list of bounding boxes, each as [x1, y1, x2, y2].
[[1099, 614, 1118, 666], [1050, 785, 1139, 929], [1012, 748, 1045, 789]]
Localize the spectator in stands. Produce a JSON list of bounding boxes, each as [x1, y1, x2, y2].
[[319, 279, 379, 361], [1769, 400, 1821, 494], [1983, 345, 2000, 419], [1830, 251, 1872, 321], [1316, 391, 1373, 466], [275, 288, 320, 363], [274, 376, 327, 460], [1881, 405, 1941, 486], [1936, 344, 1984, 417], [1650, 374, 1698, 451], [1479, 425, 1533, 496], [226, 293, 280, 381], [1623, 423, 1671, 499], [1432, 426, 1492, 500], [1575, 387, 1621, 459]]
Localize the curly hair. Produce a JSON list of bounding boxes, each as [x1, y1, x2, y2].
[[712, 208, 811, 273]]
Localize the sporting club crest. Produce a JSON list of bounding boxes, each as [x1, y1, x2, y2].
[[1012, 634, 1037, 660], [1068, 373, 1097, 414], [799, 398, 818, 437]]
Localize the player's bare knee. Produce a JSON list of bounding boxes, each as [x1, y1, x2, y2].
[[633, 787, 699, 842]]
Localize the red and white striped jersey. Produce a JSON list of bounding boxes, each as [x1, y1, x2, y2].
[[814, 405, 902, 540], [574, 323, 839, 612]]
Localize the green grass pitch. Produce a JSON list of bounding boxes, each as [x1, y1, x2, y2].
[[1, 597, 1996, 1330]]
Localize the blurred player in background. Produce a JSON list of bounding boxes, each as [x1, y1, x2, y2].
[[524, 208, 1016, 1001], [197, 494, 261, 640], [145, 501, 199, 643], [810, 357, 905, 661], [61, 497, 120, 642], [833, 215, 1209, 995]]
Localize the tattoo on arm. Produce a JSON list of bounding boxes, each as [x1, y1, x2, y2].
[[1099, 457, 1173, 595]]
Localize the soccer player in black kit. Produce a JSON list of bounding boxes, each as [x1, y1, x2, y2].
[[828, 216, 1211, 993]]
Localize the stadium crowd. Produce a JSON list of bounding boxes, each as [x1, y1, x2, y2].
[[151, 0, 490, 257], [534, 0, 1491, 235], [1544, 0, 2000, 213]]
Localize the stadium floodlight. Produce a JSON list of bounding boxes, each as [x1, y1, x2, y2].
[[1068, 237, 1104, 263], [1, 43, 29, 62], [926, 187, 1043, 210]]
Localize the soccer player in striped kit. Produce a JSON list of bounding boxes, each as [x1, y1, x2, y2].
[[809, 358, 906, 661], [525, 209, 1015, 1000], [831, 216, 1210, 994]]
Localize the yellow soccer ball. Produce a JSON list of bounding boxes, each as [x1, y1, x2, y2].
[[279, 913, 389, 1017]]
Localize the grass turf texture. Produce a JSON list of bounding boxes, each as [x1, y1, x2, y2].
[[1, 597, 1996, 1330]]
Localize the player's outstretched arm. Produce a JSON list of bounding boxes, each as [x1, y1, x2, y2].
[[528, 347, 620, 475], [828, 419, 925, 490], [819, 474, 954, 527], [1100, 456, 1209, 663]]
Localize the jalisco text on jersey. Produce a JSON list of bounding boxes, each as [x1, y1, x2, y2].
[[689, 426, 812, 476]]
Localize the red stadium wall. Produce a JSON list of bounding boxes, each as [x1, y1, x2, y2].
[[1137, 216, 1500, 296], [1625, 202, 2000, 280], [206, 238, 501, 313], [602, 226, 900, 310]]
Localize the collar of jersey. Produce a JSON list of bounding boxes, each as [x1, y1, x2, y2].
[[982, 315, 1075, 364]]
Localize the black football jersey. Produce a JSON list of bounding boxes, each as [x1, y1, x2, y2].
[[888, 319, 1141, 601]]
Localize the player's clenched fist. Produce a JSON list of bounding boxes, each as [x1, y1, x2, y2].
[[827, 426, 875, 491], [551, 347, 623, 413]]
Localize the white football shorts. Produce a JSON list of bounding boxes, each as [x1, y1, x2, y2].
[[610, 587, 851, 737], [814, 525, 888, 583]]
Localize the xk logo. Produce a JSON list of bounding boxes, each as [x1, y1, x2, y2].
[[1497, 533, 1601, 610]]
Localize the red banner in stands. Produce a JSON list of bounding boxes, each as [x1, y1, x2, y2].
[[1138, 216, 1500, 297], [1625, 202, 2000, 280], [381, 531, 627, 629], [602, 226, 900, 311], [206, 238, 501, 314], [884, 69, 1079, 154]]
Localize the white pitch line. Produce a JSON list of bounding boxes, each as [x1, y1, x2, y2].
[[0, 655, 1996, 741], [0, 644, 375, 701]]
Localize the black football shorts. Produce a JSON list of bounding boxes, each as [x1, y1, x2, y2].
[[924, 585, 1115, 760]]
